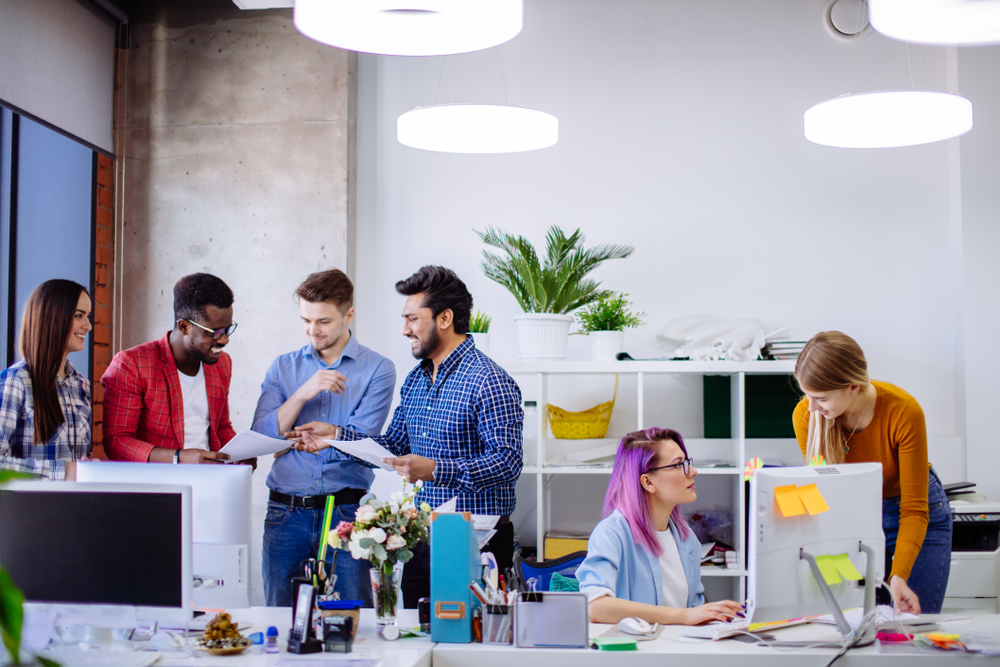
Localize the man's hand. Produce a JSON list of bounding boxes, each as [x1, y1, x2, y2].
[[179, 449, 230, 464], [288, 422, 338, 454], [236, 457, 258, 471], [889, 575, 921, 615], [382, 454, 436, 483], [295, 370, 348, 402]]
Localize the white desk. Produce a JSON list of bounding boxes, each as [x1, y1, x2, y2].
[[157, 608, 431, 667], [432, 615, 1000, 667]]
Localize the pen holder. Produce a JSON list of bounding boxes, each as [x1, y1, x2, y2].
[[483, 604, 513, 644], [318, 599, 362, 641]]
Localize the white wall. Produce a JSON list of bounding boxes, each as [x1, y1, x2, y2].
[[120, 7, 353, 605], [355, 0, 972, 540], [958, 46, 1000, 501]]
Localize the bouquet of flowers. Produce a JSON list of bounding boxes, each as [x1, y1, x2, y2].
[[328, 480, 432, 623]]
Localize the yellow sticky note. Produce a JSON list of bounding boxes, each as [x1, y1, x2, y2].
[[797, 483, 831, 515], [831, 554, 863, 581], [814, 555, 843, 585], [774, 484, 806, 517]]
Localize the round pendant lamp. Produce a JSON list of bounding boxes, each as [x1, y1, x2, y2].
[[804, 91, 973, 148], [868, 0, 1000, 46], [397, 104, 558, 153], [293, 0, 524, 56]]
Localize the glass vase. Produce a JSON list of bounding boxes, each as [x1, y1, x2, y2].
[[370, 565, 401, 626]]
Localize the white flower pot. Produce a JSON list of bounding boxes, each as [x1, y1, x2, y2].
[[514, 313, 574, 360], [470, 332, 491, 356], [590, 330, 624, 361]]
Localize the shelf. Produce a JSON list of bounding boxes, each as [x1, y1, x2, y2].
[[701, 567, 746, 578], [505, 359, 796, 375]]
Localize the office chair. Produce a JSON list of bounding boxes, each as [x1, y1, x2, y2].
[[514, 551, 587, 591]]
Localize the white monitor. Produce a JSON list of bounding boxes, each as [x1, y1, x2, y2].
[[748, 463, 885, 637], [77, 461, 252, 609], [0, 481, 193, 626]]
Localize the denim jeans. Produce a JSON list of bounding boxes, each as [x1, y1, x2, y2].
[[262, 500, 373, 608], [881, 467, 952, 613]]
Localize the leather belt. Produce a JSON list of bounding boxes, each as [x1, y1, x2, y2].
[[269, 488, 367, 510]]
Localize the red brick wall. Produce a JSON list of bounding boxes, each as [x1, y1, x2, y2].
[[93, 153, 114, 459]]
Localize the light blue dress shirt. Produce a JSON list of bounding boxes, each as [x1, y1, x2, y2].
[[252, 334, 395, 497], [577, 509, 705, 609]]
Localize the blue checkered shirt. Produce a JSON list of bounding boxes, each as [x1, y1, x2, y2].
[[341, 337, 523, 515], [0, 359, 92, 480]]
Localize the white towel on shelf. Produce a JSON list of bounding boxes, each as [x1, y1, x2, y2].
[[657, 316, 787, 361]]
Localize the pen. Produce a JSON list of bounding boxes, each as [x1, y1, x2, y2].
[[469, 583, 488, 605]]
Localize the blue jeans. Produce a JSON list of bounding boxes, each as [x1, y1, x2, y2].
[[881, 467, 952, 613], [262, 501, 373, 608]]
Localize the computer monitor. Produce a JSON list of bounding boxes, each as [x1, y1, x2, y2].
[[748, 463, 885, 642], [76, 461, 252, 609], [0, 481, 193, 626]]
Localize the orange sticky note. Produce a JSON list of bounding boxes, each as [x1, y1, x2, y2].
[[797, 483, 830, 515], [774, 484, 806, 517]]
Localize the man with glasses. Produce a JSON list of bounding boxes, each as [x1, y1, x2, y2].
[[102, 273, 240, 464]]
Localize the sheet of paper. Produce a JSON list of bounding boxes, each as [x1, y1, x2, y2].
[[27, 603, 137, 629], [219, 429, 291, 461], [21, 607, 55, 652], [774, 484, 806, 517], [797, 483, 831, 515], [325, 438, 395, 471], [274, 659, 380, 667], [813, 555, 842, 585], [436, 496, 458, 513], [700, 541, 716, 562], [830, 553, 863, 581], [816, 606, 920, 629]]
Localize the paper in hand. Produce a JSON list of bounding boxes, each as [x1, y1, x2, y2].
[[219, 430, 292, 461], [325, 438, 396, 471]]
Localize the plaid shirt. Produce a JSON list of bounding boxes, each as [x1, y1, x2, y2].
[[101, 333, 237, 461], [0, 359, 92, 480], [341, 337, 523, 515]]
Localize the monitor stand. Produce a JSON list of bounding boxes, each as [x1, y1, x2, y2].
[[766, 542, 878, 649]]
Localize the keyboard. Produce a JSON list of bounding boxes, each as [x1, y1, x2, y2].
[[40, 648, 161, 666], [680, 617, 807, 641]]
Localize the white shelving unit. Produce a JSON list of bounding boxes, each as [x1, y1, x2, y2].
[[506, 359, 797, 599]]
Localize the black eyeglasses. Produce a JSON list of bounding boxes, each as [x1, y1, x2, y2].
[[644, 457, 694, 476], [181, 319, 238, 340]]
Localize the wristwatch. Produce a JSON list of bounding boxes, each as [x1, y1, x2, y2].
[[172, 449, 180, 464]]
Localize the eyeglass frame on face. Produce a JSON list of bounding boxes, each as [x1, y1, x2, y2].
[[643, 457, 694, 476], [179, 319, 238, 341]]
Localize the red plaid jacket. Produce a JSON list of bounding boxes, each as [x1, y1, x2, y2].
[[101, 333, 237, 461]]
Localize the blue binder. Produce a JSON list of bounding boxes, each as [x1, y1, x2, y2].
[[430, 512, 481, 643]]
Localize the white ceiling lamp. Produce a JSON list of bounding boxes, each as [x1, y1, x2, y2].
[[868, 0, 1000, 46], [398, 104, 558, 153], [805, 91, 973, 148], [293, 0, 523, 56]]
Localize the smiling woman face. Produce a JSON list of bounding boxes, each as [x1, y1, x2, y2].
[[64, 291, 92, 355], [800, 384, 859, 421]]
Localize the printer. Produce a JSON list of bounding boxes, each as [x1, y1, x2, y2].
[[949, 491, 1000, 552]]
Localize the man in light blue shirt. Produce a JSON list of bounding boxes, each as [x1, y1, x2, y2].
[[252, 269, 395, 607]]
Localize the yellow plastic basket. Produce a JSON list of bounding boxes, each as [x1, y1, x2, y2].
[[547, 376, 619, 439]]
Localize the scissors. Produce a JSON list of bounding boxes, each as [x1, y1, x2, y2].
[[304, 558, 319, 586]]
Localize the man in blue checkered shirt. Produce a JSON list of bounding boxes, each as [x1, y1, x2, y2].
[[295, 266, 524, 606]]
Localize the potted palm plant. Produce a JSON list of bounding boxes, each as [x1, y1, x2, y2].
[[476, 227, 634, 359], [576, 292, 645, 361], [468, 310, 492, 356]]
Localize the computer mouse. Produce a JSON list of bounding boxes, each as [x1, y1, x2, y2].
[[618, 617, 655, 635], [149, 631, 186, 650]]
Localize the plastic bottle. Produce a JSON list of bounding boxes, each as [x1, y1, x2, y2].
[[522, 401, 537, 467], [265, 626, 279, 653]]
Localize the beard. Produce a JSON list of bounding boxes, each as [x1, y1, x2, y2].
[[410, 328, 441, 360], [187, 339, 222, 365]]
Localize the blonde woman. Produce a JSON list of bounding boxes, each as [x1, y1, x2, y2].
[[792, 331, 950, 614]]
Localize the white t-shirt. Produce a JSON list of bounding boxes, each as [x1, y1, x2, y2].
[[177, 365, 210, 451], [656, 526, 689, 608]]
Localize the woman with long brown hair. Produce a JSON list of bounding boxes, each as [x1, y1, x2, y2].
[[0, 279, 93, 480], [792, 331, 951, 614]]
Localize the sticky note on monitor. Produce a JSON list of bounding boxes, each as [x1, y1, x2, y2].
[[814, 555, 843, 585], [796, 483, 830, 515], [774, 484, 806, 517], [830, 554, 863, 581]]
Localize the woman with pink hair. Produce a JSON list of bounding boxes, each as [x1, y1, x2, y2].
[[577, 428, 743, 625]]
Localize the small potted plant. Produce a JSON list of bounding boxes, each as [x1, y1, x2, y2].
[[576, 292, 645, 361], [476, 227, 634, 360], [468, 310, 492, 356]]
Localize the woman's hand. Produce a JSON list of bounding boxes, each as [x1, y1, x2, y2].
[[679, 600, 745, 625], [889, 575, 921, 614]]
